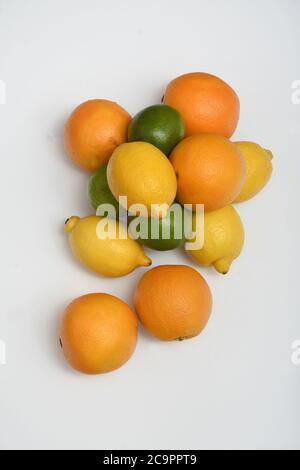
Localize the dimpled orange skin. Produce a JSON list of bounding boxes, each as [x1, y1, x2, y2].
[[134, 265, 212, 341], [60, 293, 138, 374], [64, 99, 131, 172], [170, 134, 246, 212], [163, 72, 239, 137]]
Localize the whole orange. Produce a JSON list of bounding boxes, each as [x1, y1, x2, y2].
[[134, 265, 212, 341], [59, 293, 137, 374], [64, 99, 131, 172], [170, 134, 246, 211], [163, 72, 239, 137]]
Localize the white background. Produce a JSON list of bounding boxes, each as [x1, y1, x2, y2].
[[0, 0, 299, 450]]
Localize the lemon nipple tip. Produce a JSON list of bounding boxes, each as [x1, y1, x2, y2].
[[64, 216, 80, 233]]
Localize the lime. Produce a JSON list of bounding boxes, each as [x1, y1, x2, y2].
[[130, 204, 191, 251], [88, 165, 120, 216], [128, 104, 185, 156]]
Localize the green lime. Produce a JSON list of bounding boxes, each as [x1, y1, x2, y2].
[[128, 104, 185, 156], [88, 165, 120, 217], [130, 204, 191, 251]]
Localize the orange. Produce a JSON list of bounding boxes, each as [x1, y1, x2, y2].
[[64, 99, 131, 172], [170, 134, 246, 211], [59, 293, 137, 374], [163, 72, 239, 137], [134, 265, 212, 341]]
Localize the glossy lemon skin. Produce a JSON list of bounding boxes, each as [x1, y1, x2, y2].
[[107, 142, 177, 218], [186, 205, 245, 274], [65, 216, 151, 277], [234, 141, 273, 203]]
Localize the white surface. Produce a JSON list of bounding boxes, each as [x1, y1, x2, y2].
[[0, 0, 299, 450]]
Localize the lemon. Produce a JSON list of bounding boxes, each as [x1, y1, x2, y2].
[[234, 141, 273, 202], [64, 215, 151, 277], [107, 142, 177, 218], [186, 206, 244, 274]]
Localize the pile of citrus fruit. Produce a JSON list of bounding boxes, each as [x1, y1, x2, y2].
[[60, 72, 273, 375]]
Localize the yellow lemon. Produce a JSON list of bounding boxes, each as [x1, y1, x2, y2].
[[65, 216, 151, 277], [107, 142, 177, 218], [234, 141, 273, 202], [186, 206, 244, 274]]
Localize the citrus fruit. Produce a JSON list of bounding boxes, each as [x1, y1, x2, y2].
[[64, 99, 131, 172], [60, 293, 138, 374], [233, 141, 273, 202], [64, 215, 151, 277], [107, 142, 177, 219], [186, 205, 245, 274], [128, 104, 184, 155], [134, 265, 212, 341], [88, 164, 120, 216], [163, 72, 239, 137], [130, 203, 191, 251], [170, 134, 246, 211]]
